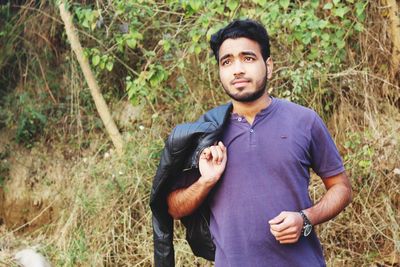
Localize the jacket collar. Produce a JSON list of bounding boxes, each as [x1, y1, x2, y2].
[[198, 102, 233, 126]]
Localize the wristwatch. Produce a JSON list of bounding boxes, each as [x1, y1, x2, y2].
[[299, 210, 313, 237]]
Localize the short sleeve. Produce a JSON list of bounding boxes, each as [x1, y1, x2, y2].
[[169, 168, 201, 191], [310, 114, 345, 178]]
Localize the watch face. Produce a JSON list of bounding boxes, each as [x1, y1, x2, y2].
[[304, 225, 312, 236]]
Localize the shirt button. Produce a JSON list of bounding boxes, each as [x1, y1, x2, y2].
[[250, 129, 254, 133], [238, 117, 242, 122]]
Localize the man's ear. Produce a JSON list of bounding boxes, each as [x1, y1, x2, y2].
[[266, 57, 273, 79]]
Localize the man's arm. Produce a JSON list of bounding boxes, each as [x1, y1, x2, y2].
[[167, 141, 227, 219], [304, 171, 352, 225], [167, 177, 214, 219], [269, 171, 352, 244]]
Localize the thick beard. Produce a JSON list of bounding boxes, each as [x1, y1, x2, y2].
[[222, 75, 268, 103]]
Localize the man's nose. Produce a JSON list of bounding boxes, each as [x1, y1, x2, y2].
[[233, 61, 245, 76]]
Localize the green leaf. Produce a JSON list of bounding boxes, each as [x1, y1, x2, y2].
[[333, 7, 350, 18], [192, 34, 201, 43], [92, 55, 100, 66], [308, 47, 319, 60], [335, 29, 345, 38], [301, 32, 312, 45], [150, 71, 164, 87], [321, 33, 330, 41], [310, 0, 319, 9], [355, 2, 366, 20], [106, 61, 113, 71], [189, 0, 202, 11], [163, 40, 171, 52], [323, 3, 333, 10], [279, 0, 290, 9], [227, 0, 239, 11], [333, 0, 340, 5], [336, 39, 345, 49], [194, 45, 202, 55], [82, 20, 90, 29], [132, 32, 143, 40], [251, 0, 264, 5], [126, 38, 137, 49], [318, 19, 329, 29], [150, 76, 158, 87], [354, 22, 364, 32], [215, 4, 224, 14], [293, 32, 303, 42]]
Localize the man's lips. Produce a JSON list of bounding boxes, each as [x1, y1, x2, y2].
[[231, 79, 251, 88]]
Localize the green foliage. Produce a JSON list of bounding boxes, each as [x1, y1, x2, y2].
[[74, 7, 100, 31], [70, 1, 368, 110], [84, 48, 115, 71], [15, 93, 47, 148], [258, 1, 367, 106], [343, 131, 375, 179]]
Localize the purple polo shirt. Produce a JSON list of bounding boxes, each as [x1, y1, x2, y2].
[[175, 97, 345, 266]]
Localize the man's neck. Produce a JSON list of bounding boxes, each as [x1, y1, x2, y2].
[[232, 93, 271, 125]]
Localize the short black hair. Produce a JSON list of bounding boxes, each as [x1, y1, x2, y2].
[[210, 19, 270, 63]]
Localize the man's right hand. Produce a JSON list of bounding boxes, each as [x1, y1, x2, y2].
[[167, 141, 227, 219], [198, 141, 227, 186]]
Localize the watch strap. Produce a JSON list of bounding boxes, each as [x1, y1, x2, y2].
[[299, 210, 313, 236]]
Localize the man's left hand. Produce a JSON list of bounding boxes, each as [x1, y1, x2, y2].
[[268, 211, 303, 244]]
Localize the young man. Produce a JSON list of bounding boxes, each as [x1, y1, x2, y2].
[[166, 19, 352, 266]]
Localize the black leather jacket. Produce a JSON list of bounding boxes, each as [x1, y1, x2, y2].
[[150, 102, 233, 267]]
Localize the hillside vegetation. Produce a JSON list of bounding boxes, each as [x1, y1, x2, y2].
[[0, 1, 399, 266]]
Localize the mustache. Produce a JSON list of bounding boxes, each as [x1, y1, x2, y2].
[[230, 77, 252, 85]]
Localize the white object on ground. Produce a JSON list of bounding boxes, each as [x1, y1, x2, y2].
[[14, 248, 51, 267]]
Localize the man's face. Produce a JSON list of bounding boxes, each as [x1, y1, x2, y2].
[[218, 37, 272, 102]]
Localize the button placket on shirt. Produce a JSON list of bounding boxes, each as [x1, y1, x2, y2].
[[249, 127, 256, 146], [234, 115, 256, 146]]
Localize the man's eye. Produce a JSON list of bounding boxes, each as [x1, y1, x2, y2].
[[244, 57, 254, 62], [222, 59, 231, 66]]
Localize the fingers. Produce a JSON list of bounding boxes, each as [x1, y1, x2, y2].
[[201, 142, 226, 164], [270, 226, 300, 244], [200, 147, 211, 160], [268, 212, 287, 226], [270, 226, 299, 238], [218, 141, 227, 164], [278, 233, 299, 241], [269, 211, 303, 244], [210, 146, 222, 164], [218, 141, 226, 152], [270, 220, 291, 232]]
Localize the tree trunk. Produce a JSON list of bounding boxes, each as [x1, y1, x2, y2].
[[385, 0, 400, 76], [58, 2, 124, 154]]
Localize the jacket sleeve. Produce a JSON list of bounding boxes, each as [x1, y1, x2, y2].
[[150, 136, 176, 267], [152, 208, 174, 267]]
